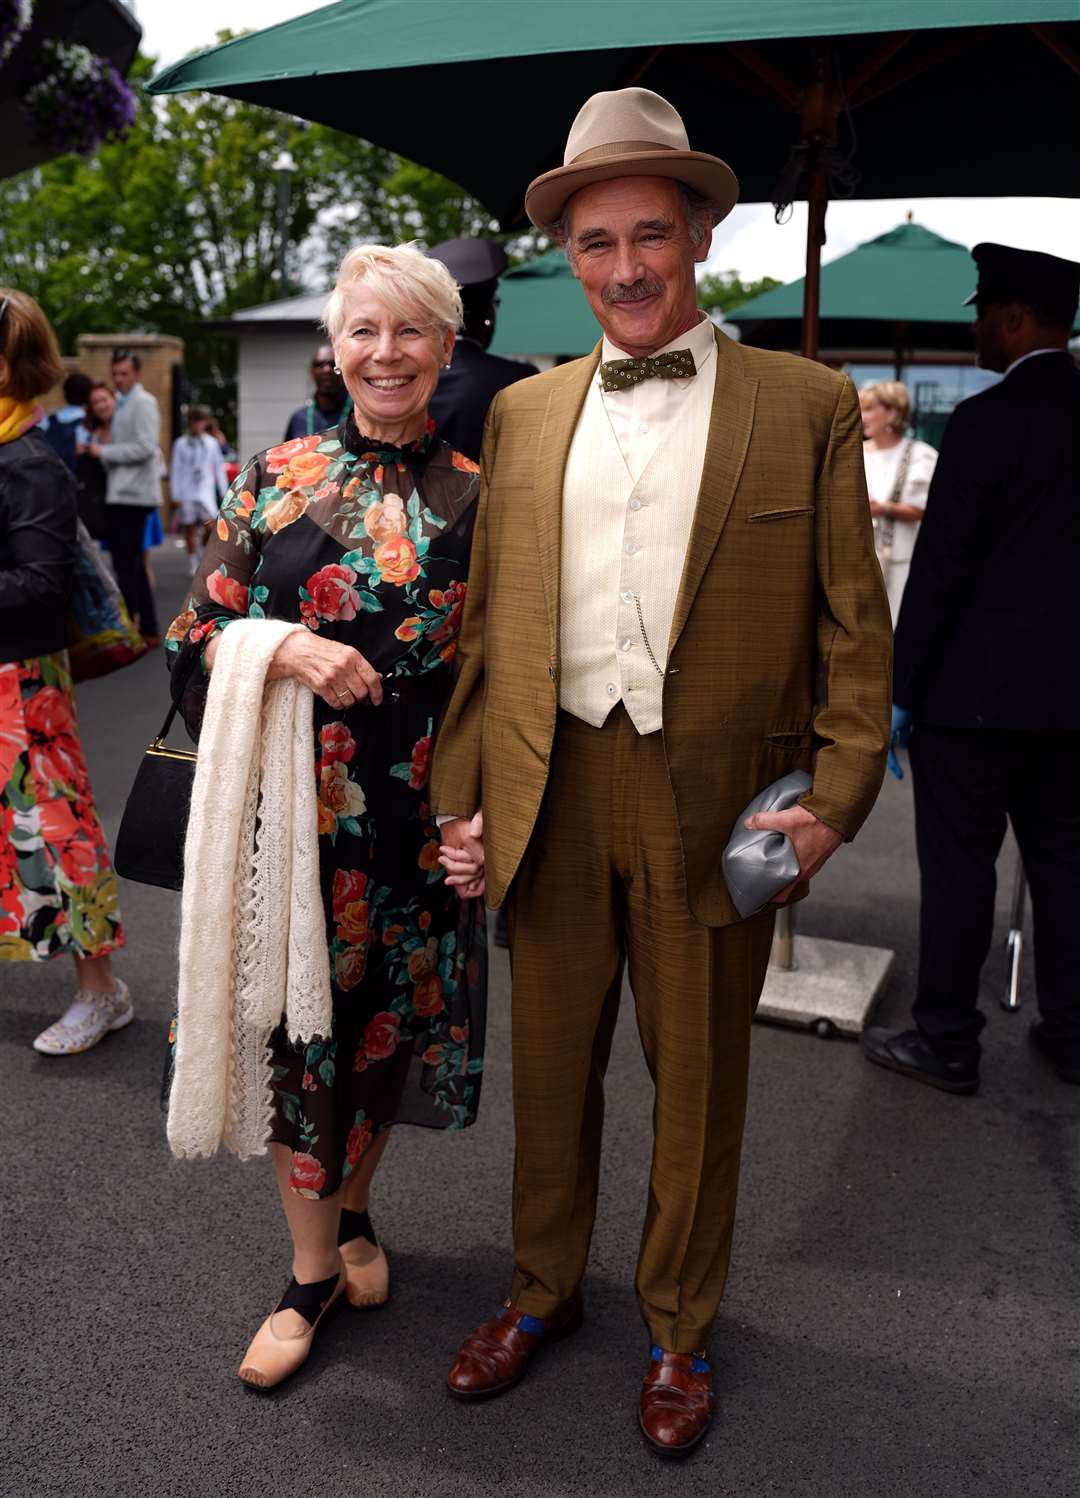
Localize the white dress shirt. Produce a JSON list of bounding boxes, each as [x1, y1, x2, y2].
[[559, 313, 718, 734]]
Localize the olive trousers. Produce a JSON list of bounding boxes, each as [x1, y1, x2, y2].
[[506, 706, 775, 1353]]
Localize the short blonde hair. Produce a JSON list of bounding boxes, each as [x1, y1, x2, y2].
[[860, 379, 911, 433], [323, 242, 462, 347], [0, 288, 65, 401]]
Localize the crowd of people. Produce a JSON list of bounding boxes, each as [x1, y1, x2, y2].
[[1, 83, 1077, 1460]]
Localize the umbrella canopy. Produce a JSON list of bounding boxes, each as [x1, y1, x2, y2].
[[489, 250, 600, 359], [150, 1, 1080, 357], [733, 221, 981, 356], [150, 2, 1080, 214], [0, 0, 141, 180]]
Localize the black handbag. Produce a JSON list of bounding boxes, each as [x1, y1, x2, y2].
[[114, 677, 197, 892]]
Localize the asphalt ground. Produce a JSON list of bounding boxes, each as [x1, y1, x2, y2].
[[2, 544, 1077, 1498]]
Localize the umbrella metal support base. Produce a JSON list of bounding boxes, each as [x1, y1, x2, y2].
[[756, 935, 894, 1039]]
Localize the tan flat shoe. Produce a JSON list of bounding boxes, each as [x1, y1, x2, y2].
[[341, 1237, 390, 1309], [238, 1266, 346, 1391]]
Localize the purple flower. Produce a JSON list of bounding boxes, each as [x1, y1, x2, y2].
[[22, 40, 137, 156]]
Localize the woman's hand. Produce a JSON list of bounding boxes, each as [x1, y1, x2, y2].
[[205, 627, 382, 709], [439, 810, 485, 899], [268, 630, 383, 709]]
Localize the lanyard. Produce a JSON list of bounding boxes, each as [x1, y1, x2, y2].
[[306, 394, 353, 436]]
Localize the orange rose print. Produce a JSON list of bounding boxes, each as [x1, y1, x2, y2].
[[413, 973, 444, 1018], [265, 488, 311, 533], [418, 840, 441, 872], [337, 897, 369, 946], [166, 609, 195, 643], [265, 433, 321, 475], [374, 536, 420, 586], [276, 449, 331, 490], [407, 937, 438, 982], [363, 494, 408, 542], [335, 945, 367, 990]]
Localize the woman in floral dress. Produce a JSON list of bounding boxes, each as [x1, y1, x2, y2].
[[0, 289, 130, 1054], [166, 244, 488, 1389]]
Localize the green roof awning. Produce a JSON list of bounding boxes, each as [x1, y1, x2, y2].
[[489, 250, 600, 358]]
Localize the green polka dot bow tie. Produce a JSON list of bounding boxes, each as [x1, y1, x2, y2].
[[599, 348, 697, 393]]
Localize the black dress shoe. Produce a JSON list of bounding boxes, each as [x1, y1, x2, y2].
[[862, 1027, 979, 1095], [1029, 1021, 1080, 1085]]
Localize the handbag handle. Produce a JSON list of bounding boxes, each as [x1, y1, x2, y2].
[[152, 643, 205, 747]]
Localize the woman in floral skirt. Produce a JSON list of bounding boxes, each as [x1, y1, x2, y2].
[[166, 244, 488, 1389], [0, 289, 129, 1051]]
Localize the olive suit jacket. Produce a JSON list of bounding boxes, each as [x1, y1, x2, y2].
[[430, 328, 892, 926]]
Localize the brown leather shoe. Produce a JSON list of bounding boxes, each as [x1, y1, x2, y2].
[[446, 1292, 583, 1401], [638, 1347, 715, 1457]]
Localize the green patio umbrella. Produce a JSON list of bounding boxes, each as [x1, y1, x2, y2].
[[489, 250, 601, 359], [732, 220, 980, 371], [149, 1, 1080, 358]]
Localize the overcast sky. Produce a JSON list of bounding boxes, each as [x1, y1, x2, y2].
[[139, 0, 1080, 284]]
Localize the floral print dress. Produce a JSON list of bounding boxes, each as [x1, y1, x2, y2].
[[0, 652, 124, 962], [166, 416, 486, 1199], [1, 425, 123, 963]]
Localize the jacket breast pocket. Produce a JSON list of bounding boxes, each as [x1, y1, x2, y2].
[[747, 507, 816, 523]]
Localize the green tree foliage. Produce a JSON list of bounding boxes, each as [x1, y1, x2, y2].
[[0, 44, 535, 370], [697, 270, 783, 316]]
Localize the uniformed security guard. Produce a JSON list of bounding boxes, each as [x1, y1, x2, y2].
[[864, 242, 1080, 1092], [427, 238, 537, 462], [282, 343, 353, 441]]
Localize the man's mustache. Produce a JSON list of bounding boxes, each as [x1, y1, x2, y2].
[[602, 278, 663, 306]]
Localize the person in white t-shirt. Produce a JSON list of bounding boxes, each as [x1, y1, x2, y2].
[[169, 405, 228, 573], [860, 380, 938, 623]]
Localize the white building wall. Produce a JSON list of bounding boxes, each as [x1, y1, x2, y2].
[[237, 331, 322, 463]]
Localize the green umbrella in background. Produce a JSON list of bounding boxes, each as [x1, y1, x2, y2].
[[732, 220, 980, 373], [490, 250, 601, 360], [149, 1, 1080, 358]]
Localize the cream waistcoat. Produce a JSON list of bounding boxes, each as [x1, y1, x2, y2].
[[559, 313, 717, 734]]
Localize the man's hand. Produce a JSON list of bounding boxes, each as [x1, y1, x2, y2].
[[438, 810, 485, 899], [742, 804, 843, 904], [868, 498, 890, 518]]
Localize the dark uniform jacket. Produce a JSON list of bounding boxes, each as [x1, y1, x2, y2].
[[428, 340, 537, 462], [894, 351, 1080, 730]]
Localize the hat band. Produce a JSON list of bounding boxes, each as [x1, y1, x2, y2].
[[568, 139, 680, 166]]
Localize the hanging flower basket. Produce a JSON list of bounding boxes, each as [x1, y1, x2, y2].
[[0, 0, 34, 67], [22, 40, 137, 156]]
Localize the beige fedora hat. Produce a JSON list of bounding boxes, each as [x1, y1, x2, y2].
[[525, 87, 739, 232]]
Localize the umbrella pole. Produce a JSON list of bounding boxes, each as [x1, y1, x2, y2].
[[801, 148, 828, 362]]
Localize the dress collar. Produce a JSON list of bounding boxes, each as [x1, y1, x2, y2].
[[341, 411, 436, 463]]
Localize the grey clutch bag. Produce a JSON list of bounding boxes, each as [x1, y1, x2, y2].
[[722, 770, 812, 919]]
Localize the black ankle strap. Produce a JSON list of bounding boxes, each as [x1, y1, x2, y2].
[[338, 1207, 376, 1248], [275, 1271, 340, 1326]]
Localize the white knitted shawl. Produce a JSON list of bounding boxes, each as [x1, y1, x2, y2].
[[167, 618, 332, 1161]]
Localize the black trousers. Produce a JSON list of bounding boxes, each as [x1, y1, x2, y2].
[[910, 726, 1080, 1063], [108, 504, 160, 639]]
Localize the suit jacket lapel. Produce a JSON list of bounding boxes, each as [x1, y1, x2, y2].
[[533, 345, 599, 656], [669, 330, 757, 652]]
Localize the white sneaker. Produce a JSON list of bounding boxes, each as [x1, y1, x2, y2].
[[33, 979, 134, 1055]]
